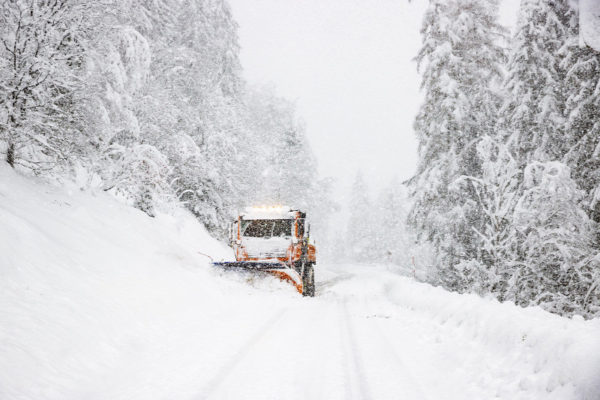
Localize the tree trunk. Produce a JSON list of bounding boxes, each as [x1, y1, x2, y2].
[[6, 141, 15, 168]]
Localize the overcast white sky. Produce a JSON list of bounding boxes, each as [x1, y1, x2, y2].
[[229, 0, 521, 196]]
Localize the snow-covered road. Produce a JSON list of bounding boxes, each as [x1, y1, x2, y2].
[[196, 265, 433, 400], [1, 165, 599, 400], [192, 267, 408, 399], [192, 263, 600, 400]]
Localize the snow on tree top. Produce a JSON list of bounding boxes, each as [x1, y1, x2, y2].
[[241, 206, 296, 220], [581, 0, 600, 51]]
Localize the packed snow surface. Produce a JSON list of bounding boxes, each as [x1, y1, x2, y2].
[[1, 165, 599, 400]]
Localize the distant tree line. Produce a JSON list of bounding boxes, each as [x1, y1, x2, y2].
[[410, 0, 600, 318], [335, 172, 412, 267], [0, 0, 328, 238]]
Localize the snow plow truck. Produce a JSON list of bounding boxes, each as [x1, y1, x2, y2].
[[213, 206, 316, 297]]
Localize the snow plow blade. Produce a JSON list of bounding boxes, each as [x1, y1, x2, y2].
[[212, 261, 303, 294]]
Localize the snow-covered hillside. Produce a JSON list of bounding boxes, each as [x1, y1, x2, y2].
[[1, 167, 600, 400], [0, 165, 294, 399]]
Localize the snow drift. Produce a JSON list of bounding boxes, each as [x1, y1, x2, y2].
[[1, 165, 599, 400], [0, 165, 300, 399], [384, 276, 600, 399]]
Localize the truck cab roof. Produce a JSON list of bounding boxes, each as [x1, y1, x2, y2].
[[241, 206, 301, 220]]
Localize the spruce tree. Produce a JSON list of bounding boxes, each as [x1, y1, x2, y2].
[[499, 0, 600, 317], [561, 7, 600, 225], [409, 0, 506, 289], [452, 136, 521, 298], [500, 0, 573, 164], [511, 161, 597, 316]]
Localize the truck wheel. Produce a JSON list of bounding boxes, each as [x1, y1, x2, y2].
[[302, 263, 315, 297]]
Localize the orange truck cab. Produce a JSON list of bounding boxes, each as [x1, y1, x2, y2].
[[228, 206, 317, 296]]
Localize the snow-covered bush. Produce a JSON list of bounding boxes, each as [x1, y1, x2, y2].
[[511, 161, 598, 316], [101, 142, 170, 217]]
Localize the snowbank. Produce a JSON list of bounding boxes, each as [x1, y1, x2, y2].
[[0, 165, 298, 399], [2, 165, 599, 400], [384, 275, 600, 399]]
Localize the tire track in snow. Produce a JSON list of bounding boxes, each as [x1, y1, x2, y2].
[[361, 296, 432, 400], [337, 300, 354, 400], [194, 308, 287, 400], [338, 298, 372, 400], [317, 272, 355, 295]]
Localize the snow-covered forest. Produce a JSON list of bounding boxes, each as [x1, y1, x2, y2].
[[2, 0, 600, 398], [335, 0, 600, 320], [0, 0, 330, 237], [409, 0, 600, 319], [2, 1, 600, 317]]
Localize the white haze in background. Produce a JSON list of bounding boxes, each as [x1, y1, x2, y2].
[[229, 0, 521, 197], [229, 0, 424, 193], [229, 0, 521, 250]]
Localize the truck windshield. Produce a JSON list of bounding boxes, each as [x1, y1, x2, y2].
[[242, 219, 293, 238]]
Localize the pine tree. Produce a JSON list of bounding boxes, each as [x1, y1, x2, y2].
[[558, 5, 600, 316], [500, 0, 573, 165], [511, 161, 597, 316], [453, 136, 521, 297], [494, 0, 600, 317], [560, 6, 600, 225], [409, 0, 506, 289]]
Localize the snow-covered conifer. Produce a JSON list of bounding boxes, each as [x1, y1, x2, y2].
[[511, 161, 598, 316], [500, 0, 573, 164], [560, 6, 600, 226], [453, 136, 521, 297], [409, 0, 506, 288]]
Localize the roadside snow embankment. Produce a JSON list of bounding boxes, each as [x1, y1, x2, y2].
[[2, 164, 599, 400], [383, 275, 600, 399], [0, 165, 299, 400]]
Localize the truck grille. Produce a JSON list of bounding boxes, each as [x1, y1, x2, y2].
[[247, 250, 287, 258], [243, 237, 289, 259]]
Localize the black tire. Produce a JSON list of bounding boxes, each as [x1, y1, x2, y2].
[[302, 262, 315, 297], [293, 261, 302, 275]]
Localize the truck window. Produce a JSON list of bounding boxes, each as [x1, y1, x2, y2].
[[242, 219, 293, 238], [272, 219, 293, 237], [297, 218, 305, 238]]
